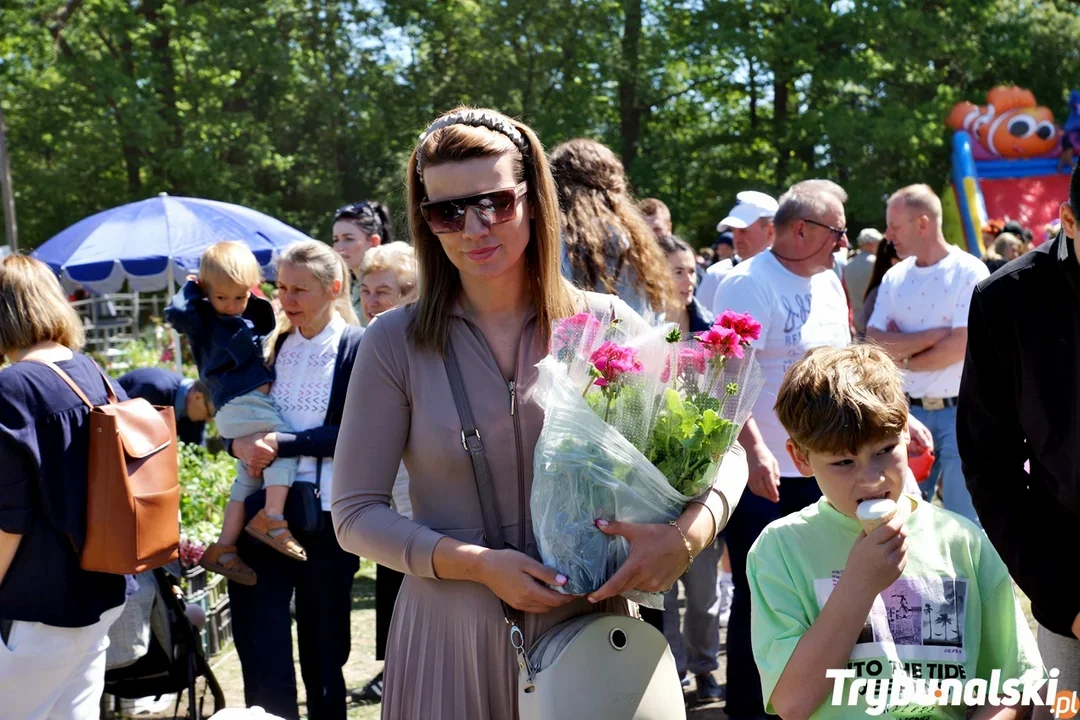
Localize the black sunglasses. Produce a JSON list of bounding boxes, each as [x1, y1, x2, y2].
[[803, 218, 848, 239], [420, 183, 528, 234]]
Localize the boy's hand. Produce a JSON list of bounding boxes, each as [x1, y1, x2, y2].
[[844, 516, 908, 598]]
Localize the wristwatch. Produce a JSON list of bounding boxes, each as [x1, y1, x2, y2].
[[902, 357, 910, 370]]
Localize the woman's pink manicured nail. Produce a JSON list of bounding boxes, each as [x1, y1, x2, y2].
[[555, 574, 567, 585], [595, 519, 609, 528]]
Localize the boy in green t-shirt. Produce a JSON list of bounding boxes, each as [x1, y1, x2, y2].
[[747, 345, 1043, 719]]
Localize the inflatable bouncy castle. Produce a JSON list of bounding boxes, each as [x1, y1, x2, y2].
[[941, 85, 1074, 256]]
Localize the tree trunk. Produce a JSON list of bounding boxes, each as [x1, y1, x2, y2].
[[141, 0, 183, 193], [773, 73, 790, 187], [119, 33, 142, 195], [748, 55, 759, 132], [0, 100, 18, 252], [46, 7, 143, 195], [618, 0, 643, 169]]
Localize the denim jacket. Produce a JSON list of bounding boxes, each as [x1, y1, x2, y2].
[[164, 280, 276, 410]]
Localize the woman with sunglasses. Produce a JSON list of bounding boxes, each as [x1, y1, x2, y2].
[[550, 138, 673, 324], [332, 200, 394, 325], [331, 107, 747, 719]]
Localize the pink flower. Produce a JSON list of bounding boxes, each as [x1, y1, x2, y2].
[[661, 346, 708, 382], [553, 312, 603, 353], [589, 341, 642, 387], [695, 326, 744, 359], [716, 310, 761, 345], [679, 346, 708, 374]]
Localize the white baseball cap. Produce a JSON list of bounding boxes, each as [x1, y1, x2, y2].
[[716, 191, 779, 232]]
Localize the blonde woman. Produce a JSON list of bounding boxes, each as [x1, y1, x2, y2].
[[225, 241, 363, 720], [357, 241, 419, 324], [331, 107, 747, 719], [0, 255, 128, 719]]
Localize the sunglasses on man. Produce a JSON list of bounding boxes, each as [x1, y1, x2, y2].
[[803, 218, 848, 239], [420, 183, 528, 234]]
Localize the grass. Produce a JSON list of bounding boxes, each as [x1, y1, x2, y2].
[[130, 562, 384, 720]]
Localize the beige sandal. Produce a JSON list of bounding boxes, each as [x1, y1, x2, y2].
[[198, 542, 257, 585], [245, 509, 307, 561]]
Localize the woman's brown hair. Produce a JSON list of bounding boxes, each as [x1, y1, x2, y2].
[[864, 238, 900, 302], [406, 106, 577, 353], [549, 138, 672, 312], [0, 255, 85, 358]]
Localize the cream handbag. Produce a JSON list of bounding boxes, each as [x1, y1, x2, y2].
[[517, 613, 685, 720], [445, 344, 686, 720]]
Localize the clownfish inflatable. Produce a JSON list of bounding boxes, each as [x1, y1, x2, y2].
[[947, 86, 1058, 158]]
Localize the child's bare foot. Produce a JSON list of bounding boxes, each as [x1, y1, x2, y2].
[[245, 509, 307, 561], [199, 543, 257, 585]]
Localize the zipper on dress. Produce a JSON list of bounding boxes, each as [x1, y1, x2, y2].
[[511, 380, 526, 552], [457, 316, 530, 554]]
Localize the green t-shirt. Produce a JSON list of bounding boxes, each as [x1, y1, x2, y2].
[[747, 494, 1042, 719]]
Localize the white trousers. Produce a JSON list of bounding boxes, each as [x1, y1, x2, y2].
[[0, 602, 125, 720]]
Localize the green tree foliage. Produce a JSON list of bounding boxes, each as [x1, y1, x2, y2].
[[3, 0, 1080, 252]]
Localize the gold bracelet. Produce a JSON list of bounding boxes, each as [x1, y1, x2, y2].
[[669, 520, 695, 566], [686, 499, 719, 543]]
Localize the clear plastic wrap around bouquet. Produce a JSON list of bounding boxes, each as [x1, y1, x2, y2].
[[532, 307, 765, 609]]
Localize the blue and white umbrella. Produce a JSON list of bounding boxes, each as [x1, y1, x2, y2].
[[32, 193, 314, 294], [32, 193, 315, 372]]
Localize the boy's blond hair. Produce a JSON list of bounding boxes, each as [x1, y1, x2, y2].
[[775, 345, 907, 455], [359, 241, 418, 298], [199, 241, 261, 290]]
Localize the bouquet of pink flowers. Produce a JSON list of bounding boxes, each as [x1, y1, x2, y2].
[[532, 306, 764, 607]]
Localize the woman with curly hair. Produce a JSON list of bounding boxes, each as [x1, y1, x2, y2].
[[550, 138, 672, 323]]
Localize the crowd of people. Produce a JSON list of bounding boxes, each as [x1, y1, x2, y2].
[[0, 102, 1078, 720]]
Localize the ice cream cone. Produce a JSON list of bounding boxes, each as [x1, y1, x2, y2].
[[856, 495, 915, 534]]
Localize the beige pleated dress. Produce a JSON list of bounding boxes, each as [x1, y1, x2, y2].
[[331, 292, 738, 720]]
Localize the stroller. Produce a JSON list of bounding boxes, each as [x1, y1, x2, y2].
[[103, 565, 226, 720]]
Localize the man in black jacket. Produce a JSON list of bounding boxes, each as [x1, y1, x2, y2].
[[117, 367, 212, 446], [958, 163, 1080, 689]]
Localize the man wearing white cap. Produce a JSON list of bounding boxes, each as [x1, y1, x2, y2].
[[698, 191, 779, 315]]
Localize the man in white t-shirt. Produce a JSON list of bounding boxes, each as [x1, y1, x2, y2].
[[712, 180, 852, 719], [867, 184, 989, 525], [697, 191, 777, 313]]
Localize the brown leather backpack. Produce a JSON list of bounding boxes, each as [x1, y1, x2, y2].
[[34, 360, 180, 574]]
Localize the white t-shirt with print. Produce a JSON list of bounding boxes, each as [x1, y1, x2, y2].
[[713, 250, 851, 478], [696, 258, 733, 314], [270, 313, 346, 510], [867, 247, 989, 399]]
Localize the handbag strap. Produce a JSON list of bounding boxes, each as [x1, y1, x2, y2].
[[443, 339, 524, 633], [444, 339, 509, 552], [26, 358, 117, 408]]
